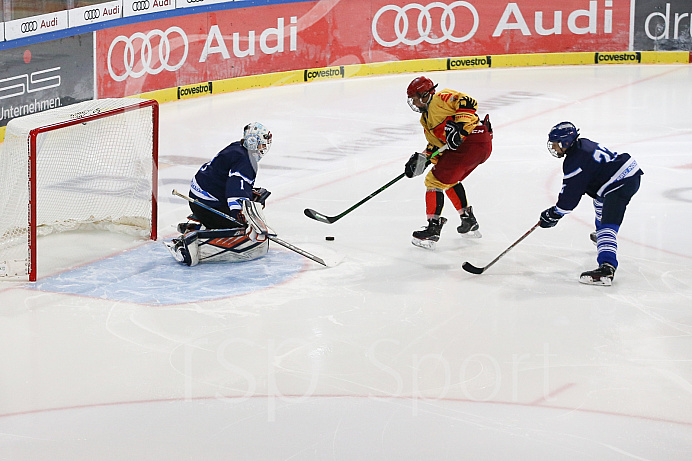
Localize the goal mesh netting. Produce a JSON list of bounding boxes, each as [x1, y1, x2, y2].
[[0, 98, 158, 280]]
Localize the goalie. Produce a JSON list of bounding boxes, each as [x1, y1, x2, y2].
[[165, 122, 274, 266]]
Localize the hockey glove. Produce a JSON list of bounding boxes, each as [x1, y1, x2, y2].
[[252, 187, 271, 207], [444, 120, 464, 150], [404, 152, 429, 178], [540, 206, 563, 228], [482, 114, 492, 133]]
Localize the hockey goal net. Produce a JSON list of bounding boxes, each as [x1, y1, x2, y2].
[[0, 98, 158, 281]]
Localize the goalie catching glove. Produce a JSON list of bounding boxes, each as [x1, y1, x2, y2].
[[252, 187, 271, 207]]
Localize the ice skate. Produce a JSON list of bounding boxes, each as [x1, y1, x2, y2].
[[164, 238, 186, 264], [589, 231, 597, 245], [163, 238, 197, 266], [457, 206, 481, 238], [412, 217, 447, 250], [579, 262, 615, 286]]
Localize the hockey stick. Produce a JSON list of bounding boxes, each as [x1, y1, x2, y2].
[[304, 145, 448, 224], [462, 222, 541, 275], [171, 189, 327, 267]]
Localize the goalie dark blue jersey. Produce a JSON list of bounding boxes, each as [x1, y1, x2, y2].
[[555, 138, 643, 215], [189, 140, 257, 220]]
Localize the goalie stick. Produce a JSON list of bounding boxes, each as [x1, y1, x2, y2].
[[304, 145, 448, 224], [171, 189, 328, 267], [462, 222, 541, 275]]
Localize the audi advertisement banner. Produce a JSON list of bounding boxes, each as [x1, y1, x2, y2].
[[5, 10, 69, 41], [124, 0, 176, 18], [175, 0, 230, 8], [633, 0, 692, 50], [96, 0, 633, 98], [368, 0, 630, 57], [68, 1, 122, 28], [97, 1, 317, 97], [0, 33, 94, 128]]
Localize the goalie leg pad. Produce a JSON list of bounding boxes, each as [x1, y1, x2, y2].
[[197, 228, 268, 263]]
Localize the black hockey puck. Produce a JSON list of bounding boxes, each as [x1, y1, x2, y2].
[[325, 236, 335, 241]]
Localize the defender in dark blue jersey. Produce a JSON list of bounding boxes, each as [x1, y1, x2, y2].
[[539, 122, 642, 286]]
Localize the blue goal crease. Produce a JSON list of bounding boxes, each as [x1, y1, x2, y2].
[[29, 242, 305, 305]]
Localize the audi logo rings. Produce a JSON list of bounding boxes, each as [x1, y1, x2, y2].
[[132, 1, 151, 12], [372, 1, 479, 47], [21, 21, 38, 33], [107, 27, 189, 82], [83, 8, 100, 21]]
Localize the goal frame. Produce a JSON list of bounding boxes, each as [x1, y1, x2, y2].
[[24, 99, 159, 281]]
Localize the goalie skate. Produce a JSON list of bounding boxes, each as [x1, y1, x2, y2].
[[163, 237, 199, 266], [579, 262, 615, 286]]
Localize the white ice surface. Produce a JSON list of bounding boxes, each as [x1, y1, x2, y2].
[[1, 64, 691, 460]]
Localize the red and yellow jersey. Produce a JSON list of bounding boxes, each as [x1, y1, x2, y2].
[[419, 89, 480, 153]]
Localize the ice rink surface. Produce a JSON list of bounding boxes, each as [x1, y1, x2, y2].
[[1, 64, 692, 460]]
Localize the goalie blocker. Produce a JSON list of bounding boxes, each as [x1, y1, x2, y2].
[[165, 200, 275, 266]]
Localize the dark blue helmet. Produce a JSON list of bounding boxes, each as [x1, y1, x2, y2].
[[547, 122, 579, 158]]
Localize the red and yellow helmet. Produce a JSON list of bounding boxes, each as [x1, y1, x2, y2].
[[407, 76, 437, 113]]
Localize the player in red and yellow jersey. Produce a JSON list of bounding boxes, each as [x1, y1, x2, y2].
[[404, 76, 493, 249]]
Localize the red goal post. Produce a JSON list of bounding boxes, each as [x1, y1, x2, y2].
[[0, 98, 158, 281]]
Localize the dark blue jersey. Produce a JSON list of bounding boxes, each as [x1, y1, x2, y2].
[[189, 141, 258, 216], [555, 138, 642, 215]]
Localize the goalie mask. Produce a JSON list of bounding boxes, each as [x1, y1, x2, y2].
[[547, 121, 579, 158], [243, 122, 272, 162]]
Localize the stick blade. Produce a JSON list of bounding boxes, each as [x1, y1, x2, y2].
[[304, 208, 335, 224], [462, 262, 485, 275]]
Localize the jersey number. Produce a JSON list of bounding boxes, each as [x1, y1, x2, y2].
[[593, 144, 618, 163]]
